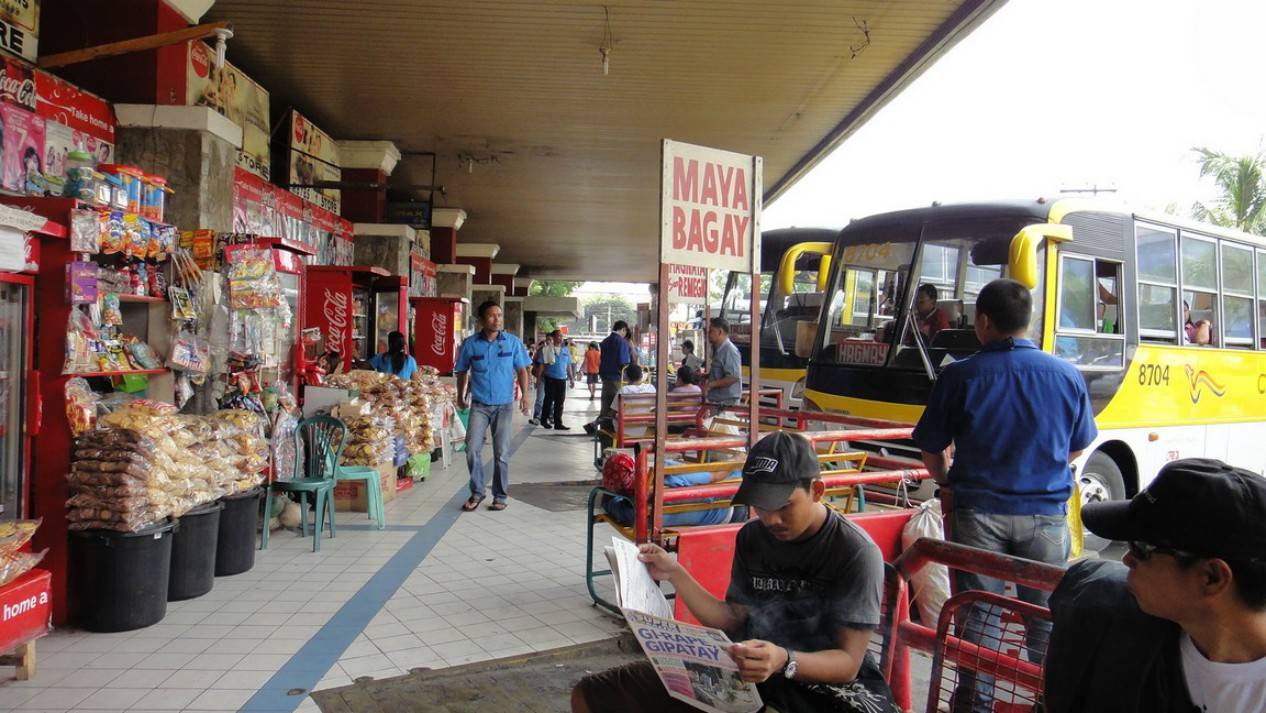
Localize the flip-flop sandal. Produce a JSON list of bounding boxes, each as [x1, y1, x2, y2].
[[462, 496, 485, 512], [488, 502, 508, 511]]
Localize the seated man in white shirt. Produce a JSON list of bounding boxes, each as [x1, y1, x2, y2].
[[1044, 459, 1266, 713]]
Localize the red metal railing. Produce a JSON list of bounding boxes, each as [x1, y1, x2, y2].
[[885, 538, 1066, 712]]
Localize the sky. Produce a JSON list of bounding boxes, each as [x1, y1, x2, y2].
[[763, 0, 1266, 230]]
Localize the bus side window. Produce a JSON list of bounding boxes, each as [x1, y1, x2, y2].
[[1136, 223, 1179, 343], [1055, 253, 1125, 369], [1258, 249, 1266, 349], [1220, 241, 1254, 349]]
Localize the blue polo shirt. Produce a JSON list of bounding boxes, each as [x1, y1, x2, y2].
[[369, 353, 418, 380], [455, 330, 531, 405], [599, 332, 631, 380], [912, 338, 1097, 515], [537, 343, 571, 380]]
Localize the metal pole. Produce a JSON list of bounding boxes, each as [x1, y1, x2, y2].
[[748, 156, 763, 447], [653, 140, 670, 543]]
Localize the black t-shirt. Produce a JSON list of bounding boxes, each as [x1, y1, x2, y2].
[[725, 506, 884, 653]]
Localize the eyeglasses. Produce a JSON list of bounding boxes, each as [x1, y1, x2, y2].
[[1127, 540, 1198, 561]]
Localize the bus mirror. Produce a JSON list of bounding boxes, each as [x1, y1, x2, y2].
[[778, 242, 835, 295], [1009, 224, 1072, 289]]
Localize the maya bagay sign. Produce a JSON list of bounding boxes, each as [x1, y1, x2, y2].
[[665, 264, 707, 305], [660, 139, 761, 273], [187, 41, 271, 180], [0, 0, 37, 63]]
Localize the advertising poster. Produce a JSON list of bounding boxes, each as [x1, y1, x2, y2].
[[36, 70, 116, 183], [289, 110, 340, 213], [0, 102, 44, 193], [0, 0, 38, 63], [187, 41, 271, 179]]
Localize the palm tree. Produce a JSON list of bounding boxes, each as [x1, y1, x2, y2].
[[1191, 147, 1266, 235]]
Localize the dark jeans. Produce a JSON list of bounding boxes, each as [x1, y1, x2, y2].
[[600, 377, 621, 418], [951, 508, 1069, 713], [541, 377, 567, 425]]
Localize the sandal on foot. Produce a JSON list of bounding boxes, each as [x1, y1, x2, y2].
[[462, 496, 485, 512], [488, 501, 508, 511]]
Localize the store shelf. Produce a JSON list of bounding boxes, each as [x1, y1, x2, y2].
[[67, 368, 169, 378], [116, 294, 167, 303]]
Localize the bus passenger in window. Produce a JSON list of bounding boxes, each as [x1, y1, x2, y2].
[[915, 283, 951, 342], [1184, 301, 1213, 346]]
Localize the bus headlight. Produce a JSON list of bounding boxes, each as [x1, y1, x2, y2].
[[791, 378, 806, 400]]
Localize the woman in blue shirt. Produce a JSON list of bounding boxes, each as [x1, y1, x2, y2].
[[369, 331, 418, 379]]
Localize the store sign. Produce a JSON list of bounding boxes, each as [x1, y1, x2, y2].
[[0, 570, 50, 653], [665, 263, 707, 305], [321, 287, 350, 356], [187, 41, 271, 180], [231, 167, 355, 266], [0, 57, 33, 111], [660, 139, 761, 273], [288, 110, 340, 214], [0, 0, 38, 63]]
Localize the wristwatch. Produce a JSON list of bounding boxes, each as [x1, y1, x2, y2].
[[782, 649, 798, 680]]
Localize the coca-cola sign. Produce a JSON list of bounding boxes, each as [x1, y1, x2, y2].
[[322, 288, 349, 354], [0, 58, 35, 111], [430, 312, 448, 356]]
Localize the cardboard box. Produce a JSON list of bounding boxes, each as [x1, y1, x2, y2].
[[332, 461, 397, 512]]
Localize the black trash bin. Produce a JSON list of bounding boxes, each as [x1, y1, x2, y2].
[[216, 488, 262, 577], [69, 521, 175, 632], [168, 501, 223, 601]]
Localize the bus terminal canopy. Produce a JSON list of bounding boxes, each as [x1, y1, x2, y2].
[[209, 0, 1007, 281]]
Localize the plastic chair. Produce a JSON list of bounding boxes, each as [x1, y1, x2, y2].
[[260, 416, 344, 552]]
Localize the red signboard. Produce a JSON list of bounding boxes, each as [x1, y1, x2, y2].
[[0, 569, 51, 653], [304, 269, 354, 369], [412, 297, 459, 373], [0, 57, 34, 111], [34, 70, 115, 144]]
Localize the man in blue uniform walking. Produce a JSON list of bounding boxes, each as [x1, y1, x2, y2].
[[455, 301, 532, 512]]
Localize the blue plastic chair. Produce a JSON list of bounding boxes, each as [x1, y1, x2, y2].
[[334, 458, 385, 530], [260, 416, 344, 552]]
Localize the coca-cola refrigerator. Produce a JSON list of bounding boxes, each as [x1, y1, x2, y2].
[[303, 266, 407, 371], [411, 297, 466, 374]]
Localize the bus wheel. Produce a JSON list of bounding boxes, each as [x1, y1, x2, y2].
[[1079, 452, 1125, 552]]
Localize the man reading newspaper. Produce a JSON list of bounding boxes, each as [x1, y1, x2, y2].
[[572, 431, 900, 713]]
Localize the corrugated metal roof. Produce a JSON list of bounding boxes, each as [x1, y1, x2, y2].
[[207, 0, 1006, 280]]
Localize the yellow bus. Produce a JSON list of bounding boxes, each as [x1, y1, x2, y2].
[[719, 228, 835, 407], [802, 199, 1266, 544]]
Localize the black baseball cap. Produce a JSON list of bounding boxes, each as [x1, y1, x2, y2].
[[1082, 458, 1266, 559], [732, 432, 821, 510]]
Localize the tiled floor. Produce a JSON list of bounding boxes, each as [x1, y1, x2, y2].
[[0, 386, 620, 713]]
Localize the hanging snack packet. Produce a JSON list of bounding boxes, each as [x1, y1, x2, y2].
[[70, 209, 101, 254]]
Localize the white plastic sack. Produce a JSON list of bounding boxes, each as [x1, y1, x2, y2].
[[901, 498, 951, 626]]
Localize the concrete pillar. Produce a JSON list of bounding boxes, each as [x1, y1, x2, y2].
[[456, 243, 499, 285], [503, 296, 525, 340], [338, 141, 401, 223], [352, 223, 415, 276], [491, 263, 519, 293], [114, 104, 241, 232], [431, 208, 467, 263]]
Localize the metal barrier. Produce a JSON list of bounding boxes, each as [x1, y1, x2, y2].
[[585, 408, 930, 614], [886, 538, 1066, 713]]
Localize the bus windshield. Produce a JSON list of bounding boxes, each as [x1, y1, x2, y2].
[[816, 216, 1042, 370]]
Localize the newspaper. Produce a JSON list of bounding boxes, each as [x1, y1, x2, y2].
[[605, 537, 762, 713]]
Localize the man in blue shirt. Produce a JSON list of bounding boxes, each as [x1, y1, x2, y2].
[[598, 320, 632, 418], [535, 329, 572, 430], [704, 317, 742, 406], [912, 278, 1097, 713], [455, 301, 532, 512]]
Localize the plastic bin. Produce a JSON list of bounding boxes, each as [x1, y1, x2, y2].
[[69, 522, 175, 632], [216, 488, 262, 577], [168, 502, 223, 601]]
